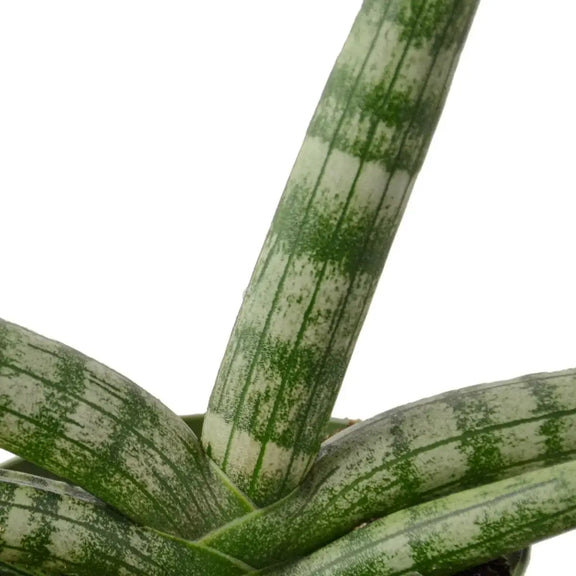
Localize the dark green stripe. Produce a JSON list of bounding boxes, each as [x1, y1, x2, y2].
[[1, 318, 253, 539], [0, 378, 191, 532], [21, 489, 60, 569], [525, 378, 568, 464], [280, 0, 470, 489], [450, 392, 507, 487], [213, 0, 398, 483], [0, 405, 180, 532], [201, 370, 576, 568], [320, 404, 576, 510], [0, 481, 249, 576]]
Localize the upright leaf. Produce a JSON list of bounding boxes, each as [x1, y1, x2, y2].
[[202, 0, 480, 506], [0, 319, 253, 540]]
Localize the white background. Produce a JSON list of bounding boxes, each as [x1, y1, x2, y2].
[[1, 2, 575, 573]]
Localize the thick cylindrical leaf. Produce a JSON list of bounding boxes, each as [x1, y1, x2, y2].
[[0, 470, 251, 576], [203, 0, 480, 506], [257, 459, 576, 576], [0, 319, 253, 540], [202, 369, 576, 566], [182, 414, 359, 441], [0, 415, 359, 488]]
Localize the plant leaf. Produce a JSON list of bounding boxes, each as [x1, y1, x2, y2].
[[0, 469, 252, 576], [0, 415, 359, 488], [201, 369, 576, 566], [256, 459, 576, 576], [0, 319, 254, 540], [181, 414, 359, 441], [0, 561, 37, 575], [202, 0, 480, 506]]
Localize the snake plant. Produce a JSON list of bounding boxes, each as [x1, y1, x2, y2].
[[1, 1, 574, 575]]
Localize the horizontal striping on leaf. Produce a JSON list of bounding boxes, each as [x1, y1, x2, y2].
[[202, 0, 480, 506], [256, 459, 576, 576], [0, 470, 251, 576], [526, 377, 570, 465], [201, 368, 576, 567], [0, 319, 253, 540]]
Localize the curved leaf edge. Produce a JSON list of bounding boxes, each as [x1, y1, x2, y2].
[[0, 469, 253, 576]]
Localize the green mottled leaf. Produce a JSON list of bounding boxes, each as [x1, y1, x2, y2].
[[0, 415, 358, 490], [257, 459, 576, 576], [201, 369, 576, 567], [0, 319, 253, 540], [181, 414, 359, 441], [0, 470, 251, 576], [202, 0, 480, 507]]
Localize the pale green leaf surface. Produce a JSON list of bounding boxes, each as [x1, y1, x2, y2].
[[0, 469, 252, 576], [256, 459, 576, 576], [201, 369, 576, 566], [181, 414, 359, 442], [0, 319, 253, 540], [203, 0, 480, 506]]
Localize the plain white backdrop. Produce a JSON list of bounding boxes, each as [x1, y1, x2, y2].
[[1, 2, 575, 573]]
